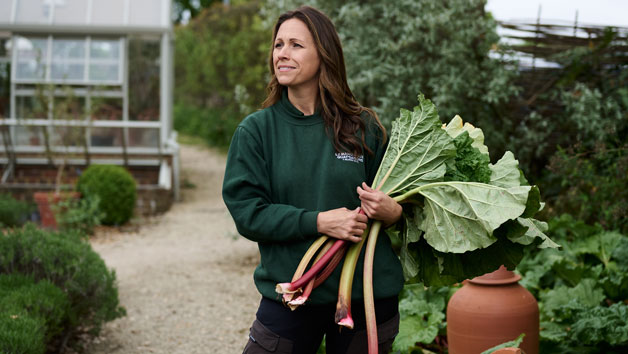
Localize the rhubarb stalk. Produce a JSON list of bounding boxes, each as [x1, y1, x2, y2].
[[334, 224, 370, 329], [277, 235, 329, 302], [363, 220, 383, 353], [277, 210, 367, 297], [287, 239, 334, 309]]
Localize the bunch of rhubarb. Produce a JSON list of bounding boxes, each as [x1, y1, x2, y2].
[[276, 94, 559, 353]]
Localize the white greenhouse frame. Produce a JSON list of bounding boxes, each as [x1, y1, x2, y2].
[[0, 0, 179, 200]]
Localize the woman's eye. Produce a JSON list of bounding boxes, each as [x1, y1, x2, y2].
[[274, 43, 283, 48], [293, 43, 303, 48]]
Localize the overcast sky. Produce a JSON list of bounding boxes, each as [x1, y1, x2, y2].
[[486, 0, 628, 27]]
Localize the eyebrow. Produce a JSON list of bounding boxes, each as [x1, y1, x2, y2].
[[275, 37, 305, 42]]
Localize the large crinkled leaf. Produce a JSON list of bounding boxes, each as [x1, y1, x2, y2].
[[489, 151, 521, 188], [511, 218, 560, 249], [443, 115, 489, 155], [373, 94, 455, 195], [418, 182, 530, 253]]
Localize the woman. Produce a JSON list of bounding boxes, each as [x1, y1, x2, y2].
[[222, 6, 404, 354]]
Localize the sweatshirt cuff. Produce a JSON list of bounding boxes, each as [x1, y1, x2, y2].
[[300, 211, 320, 238]]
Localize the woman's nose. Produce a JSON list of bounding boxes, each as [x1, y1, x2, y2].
[[277, 46, 289, 60]]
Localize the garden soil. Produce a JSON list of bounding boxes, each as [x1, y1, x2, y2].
[[87, 144, 261, 354]]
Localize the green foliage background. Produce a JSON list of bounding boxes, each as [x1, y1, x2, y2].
[[173, 1, 628, 352]]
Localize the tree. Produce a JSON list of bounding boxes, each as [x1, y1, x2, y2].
[[262, 0, 519, 141]]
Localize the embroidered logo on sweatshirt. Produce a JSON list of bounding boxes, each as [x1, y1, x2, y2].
[[335, 152, 364, 163]]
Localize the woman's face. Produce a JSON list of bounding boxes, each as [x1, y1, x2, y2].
[[273, 18, 321, 92]]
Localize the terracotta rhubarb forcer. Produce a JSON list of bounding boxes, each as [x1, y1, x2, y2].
[[446, 265, 539, 354]]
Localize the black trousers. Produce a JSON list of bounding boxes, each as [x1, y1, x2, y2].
[[243, 296, 399, 354]]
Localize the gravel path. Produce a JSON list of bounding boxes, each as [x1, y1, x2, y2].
[[87, 144, 260, 354]]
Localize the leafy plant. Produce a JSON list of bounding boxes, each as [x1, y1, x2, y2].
[[517, 214, 628, 352], [77, 164, 136, 225], [0, 224, 125, 349], [0, 194, 33, 228], [53, 194, 105, 235], [544, 144, 628, 233], [0, 274, 70, 346], [174, 0, 268, 148], [393, 283, 453, 354]]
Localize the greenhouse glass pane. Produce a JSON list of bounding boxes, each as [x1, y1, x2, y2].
[[53, 0, 87, 24], [16, 0, 51, 23], [51, 62, 84, 80], [15, 37, 48, 80], [0, 0, 11, 23], [91, 0, 124, 26], [89, 63, 118, 81], [52, 39, 84, 59], [90, 39, 120, 59], [51, 39, 85, 80], [91, 97, 122, 120], [16, 96, 48, 119], [129, 0, 162, 26], [15, 126, 45, 146], [129, 36, 160, 121], [128, 128, 159, 148], [129, 128, 159, 148], [90, 127, 122, 147], [52, 126, 85, 147], [53, 95, 85, 120], [89, 39, 120, 82]]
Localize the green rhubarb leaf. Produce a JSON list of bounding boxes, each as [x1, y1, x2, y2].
[[511, 218, 560, 248], [443, 115, 489, 155], [394, 284, 448, 352], [521, 185, 541, 218], [480, 333, 525, 354], [435, 236, 525, 282], [373, 94, 455, 195], [419, 182, 530, 253], [489, 151, 522, 188]]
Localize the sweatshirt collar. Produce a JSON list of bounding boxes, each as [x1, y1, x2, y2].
[[276, 88, 322, 125]]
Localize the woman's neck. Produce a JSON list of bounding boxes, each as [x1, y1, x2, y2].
[[287, 85, 318, 116]]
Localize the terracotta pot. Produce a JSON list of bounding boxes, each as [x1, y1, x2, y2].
[[33, 191, 80, 229], [446, 265, 539, 354]]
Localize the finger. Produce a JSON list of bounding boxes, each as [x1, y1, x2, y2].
[[348, 235, 362, 243], [362, 182, 375, 192], [358, 191, 379, 202], [357, 213, 369, 223]]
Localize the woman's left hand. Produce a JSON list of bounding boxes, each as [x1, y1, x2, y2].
[[357, 182, 403, 227]]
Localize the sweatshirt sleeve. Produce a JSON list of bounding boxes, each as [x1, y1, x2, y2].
[[222, 126, 320, 243]]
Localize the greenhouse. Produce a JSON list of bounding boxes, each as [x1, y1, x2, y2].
[[0, 0, 179, 214]]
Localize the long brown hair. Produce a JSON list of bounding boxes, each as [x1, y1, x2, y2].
[[262, 6, 386, 156]]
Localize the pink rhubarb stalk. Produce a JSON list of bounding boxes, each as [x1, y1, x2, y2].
[[363, 220, 383, 354], [277, 209, 367, 297], [277, 235, 328, 302], [287, 239, 334, 309], [313, 243, 348, 288]]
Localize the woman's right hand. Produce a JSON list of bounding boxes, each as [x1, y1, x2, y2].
[[316, 207, 368, 243]]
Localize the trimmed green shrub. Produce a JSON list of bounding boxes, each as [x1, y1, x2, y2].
[[0, 194, 32, 228], [0, 224, 126, 344], [77, 164, 137, 225], [0, 274, 70, 352], [0, 308, 45, 354]]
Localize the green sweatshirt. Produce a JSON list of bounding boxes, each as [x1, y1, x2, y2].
[[222, 90, 404, 305]]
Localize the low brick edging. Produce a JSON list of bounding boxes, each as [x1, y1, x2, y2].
[[1, 163, 174, 217], [1, 182, 174, 218]]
